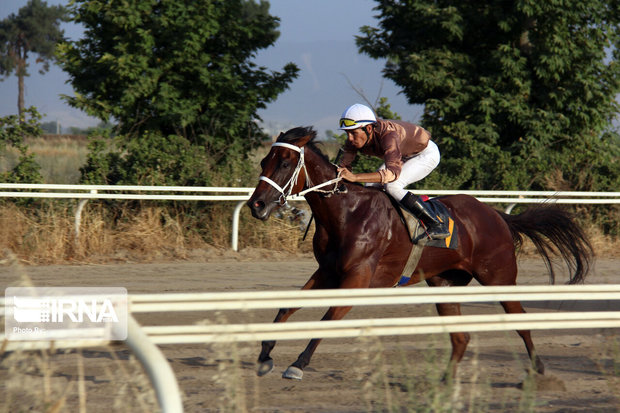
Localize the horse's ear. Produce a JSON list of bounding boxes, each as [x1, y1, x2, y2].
[[296, 128, 316, 147], [297, 134, 313, 147]]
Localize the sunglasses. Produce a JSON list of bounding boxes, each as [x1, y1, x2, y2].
[[339, 118, 374, 128], [339, 118, 358, 127]]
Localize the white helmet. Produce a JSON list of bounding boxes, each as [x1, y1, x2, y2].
[[339, 103, 377, 130]]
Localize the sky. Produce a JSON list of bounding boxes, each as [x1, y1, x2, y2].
[[0, 0, 422, 138]]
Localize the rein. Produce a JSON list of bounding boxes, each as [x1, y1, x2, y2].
[[259, 142, 343, 204]]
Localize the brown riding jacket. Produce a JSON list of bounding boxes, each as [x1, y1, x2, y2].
[[339, 119, 431, 182]]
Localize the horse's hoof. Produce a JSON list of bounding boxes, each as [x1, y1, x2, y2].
[[282, 366, 303, 380], [257, 359, 274, 377]]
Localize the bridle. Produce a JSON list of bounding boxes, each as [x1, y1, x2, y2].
[[258, 142, 343, 205]]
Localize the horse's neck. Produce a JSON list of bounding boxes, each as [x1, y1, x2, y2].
[[302, 147, 350, 223], [304, 146, 337, 190]]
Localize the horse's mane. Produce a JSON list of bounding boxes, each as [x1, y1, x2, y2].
[[275, 126, 389, 197], [276, 126, 331, 163]]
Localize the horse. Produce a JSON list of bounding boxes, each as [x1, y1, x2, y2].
[[247, 126, 593, 381]]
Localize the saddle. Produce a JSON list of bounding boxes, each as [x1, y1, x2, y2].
[[391, 195, 458, 286]]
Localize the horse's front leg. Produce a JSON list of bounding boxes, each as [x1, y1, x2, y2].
[[282, 304, 353, 380], [283, 262, 374, 380], [257, 307, 299, 376], [257, 268, 331, 376]]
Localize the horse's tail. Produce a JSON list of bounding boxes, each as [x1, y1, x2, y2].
[[498, 205, 593, 284]]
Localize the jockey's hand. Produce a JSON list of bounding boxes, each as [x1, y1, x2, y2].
[[337, 167, 357, 182], [337, 168, 384, 184]]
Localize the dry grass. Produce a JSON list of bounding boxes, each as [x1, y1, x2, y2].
[[0, 200, 313, 264], [0, 199, 615, 265], [0, 135, 89, 184], [0, 346, 157, 413], [0, 253, 157, 413]]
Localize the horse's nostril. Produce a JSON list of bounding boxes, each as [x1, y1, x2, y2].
[[248, 199, 269, 220]]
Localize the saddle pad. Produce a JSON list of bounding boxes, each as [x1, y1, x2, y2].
[[395, 198, 458, 287]]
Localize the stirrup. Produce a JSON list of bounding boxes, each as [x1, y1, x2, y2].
[[424, 224, 450, 240]]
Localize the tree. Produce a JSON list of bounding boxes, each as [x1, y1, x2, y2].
[[0, 107, 43, 183], [0, 0, 67, 118], [41, 120, 60, 134], [357, 0, 620, 192], [57, 0, 298, 170]]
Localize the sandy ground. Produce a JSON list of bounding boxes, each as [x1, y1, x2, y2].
[[1, 251, 619, 412]]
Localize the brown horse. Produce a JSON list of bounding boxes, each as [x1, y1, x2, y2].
[[247, 126, 593, 381]]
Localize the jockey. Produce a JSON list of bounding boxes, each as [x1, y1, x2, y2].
[[336, 103, 450, 240]]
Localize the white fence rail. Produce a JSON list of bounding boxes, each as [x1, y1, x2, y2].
[[2, 285, 620, 413], [1, 183, 619, 251]]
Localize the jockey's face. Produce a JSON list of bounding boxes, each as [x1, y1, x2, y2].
[[345, 125, 371, 148]]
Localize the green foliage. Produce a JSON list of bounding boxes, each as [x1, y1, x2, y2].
[[58, 0, 299, 186], [358, 0, 620, 192], [80, 127, 256, 187], [0, 107, 43, 183], [0, 0, 67, 116], [374, 96, 402, 120], [81, 130, 210, 186]]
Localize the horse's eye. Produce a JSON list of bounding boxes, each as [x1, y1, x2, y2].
[[281, 161, 290, 169]]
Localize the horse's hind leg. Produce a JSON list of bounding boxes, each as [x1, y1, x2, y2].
[[476, 257, 545, 374], [257, 268, 332, 376], [500, 301, 545, 374], [436, 302, 470, 381], [426, 271, 473, 381]]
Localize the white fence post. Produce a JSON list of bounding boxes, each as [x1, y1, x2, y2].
[[126, 315, 183, 413], [231, 201, 246, 252], [74, 189, 97, 245]]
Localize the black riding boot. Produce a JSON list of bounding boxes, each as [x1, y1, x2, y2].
[[400, 193, 450, 240]]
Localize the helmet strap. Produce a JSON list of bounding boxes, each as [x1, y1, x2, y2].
[[362, 124, 372, 148]]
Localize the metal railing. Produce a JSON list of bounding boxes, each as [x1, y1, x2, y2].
[[1, 183, 618, 251], [2, 285, 620, 412]]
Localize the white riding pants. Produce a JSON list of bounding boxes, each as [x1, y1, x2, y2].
[[367, 140, 440, 200]]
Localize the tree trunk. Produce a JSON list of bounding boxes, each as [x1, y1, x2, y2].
[[17, 41, 27, 122], [17, 68, 25, 121]]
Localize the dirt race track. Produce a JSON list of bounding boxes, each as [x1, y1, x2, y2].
[[1, 250, 619, 412]]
